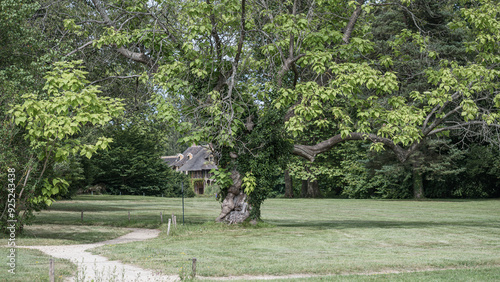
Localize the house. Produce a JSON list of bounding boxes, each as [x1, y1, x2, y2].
[[161, 145, 217, 194]]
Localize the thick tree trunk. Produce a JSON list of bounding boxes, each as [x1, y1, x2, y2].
[[284, 170, 293, 198], [216, 169, 251, 223], [300, 179, 321, 198], [301, 179, 308, 197], [412, 162, 425, 199], [307, 180, 321, 198]]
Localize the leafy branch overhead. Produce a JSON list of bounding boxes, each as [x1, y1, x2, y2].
[[9, 60, 124, 205]]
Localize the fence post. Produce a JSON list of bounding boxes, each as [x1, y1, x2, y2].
[[49, 258, 55, 282], [167, 218, 171, 235], [81, 211, 83, 222], [192, 258, 197, 278], [174, 216, 177, 228], [160, 212, 163, 224]]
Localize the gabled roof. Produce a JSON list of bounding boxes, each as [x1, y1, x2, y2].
[[170, 146, 204, 168], [178, 147, 217, 172], [162, 145, 217, 171], [160, 156, 178, 166]]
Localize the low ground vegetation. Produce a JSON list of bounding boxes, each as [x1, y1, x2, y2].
[[1, 195, 499, 281]]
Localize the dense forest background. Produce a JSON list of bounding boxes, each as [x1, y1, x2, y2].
[[2, 0, 500, 228]]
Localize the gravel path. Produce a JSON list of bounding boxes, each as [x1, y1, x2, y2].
[[23, 228, 178, 282]]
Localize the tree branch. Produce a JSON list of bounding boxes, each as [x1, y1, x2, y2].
[[423, 104, 462, 136], [90, 0, 113, 25], [64, 40, 94, 57], [428, 121, 500, 136], [342, 0, 365, 44], [226, 0, 246, 102], [89, 75, 141, 85], [90, 0, 157, 71], [293, 132, 409, 163]]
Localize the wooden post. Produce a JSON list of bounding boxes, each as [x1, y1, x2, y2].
[[128, 211, 130, 221], [171, 213, 174, 225], [160, 212, 163, 224], [81, 211, 83, 222], [192, 258, 197, 278], [49, 258, 55, 282], [174, 216, 177, 228], [167, 218, 171, 235]]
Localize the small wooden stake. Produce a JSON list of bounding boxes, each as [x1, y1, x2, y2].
[[174, 216, 177, 228], [81, 211, 83, 222], [167, 218, 171, 235], [191, 258, 197, 278], [160, 212, 163, 224], [49, 258, 55, 282]]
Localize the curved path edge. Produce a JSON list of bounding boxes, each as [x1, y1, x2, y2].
[[21, 228, 178, 282]]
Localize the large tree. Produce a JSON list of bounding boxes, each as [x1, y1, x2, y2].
[[27, 0, 500, 223], [0, 0, 125, 232]]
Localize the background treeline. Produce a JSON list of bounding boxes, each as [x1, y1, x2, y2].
[[3, 0, 500, 231], [282, 141, 500, 199]]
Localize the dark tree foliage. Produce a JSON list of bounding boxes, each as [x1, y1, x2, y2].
[[331, 140, 500, 199], [424, 144, 500, 198], [83, 125, 193, 197]]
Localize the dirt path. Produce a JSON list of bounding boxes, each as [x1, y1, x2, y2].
[[23, 228, 178, 282]]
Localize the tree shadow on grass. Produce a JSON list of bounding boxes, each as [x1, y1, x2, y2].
[[19, 225, 130, 244], [267, 219, 500, 230], [47, 205, 128, 212]]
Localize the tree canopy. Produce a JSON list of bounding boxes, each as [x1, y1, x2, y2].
[[3, 0, 500, 226]]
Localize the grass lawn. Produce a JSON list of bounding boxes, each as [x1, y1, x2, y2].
[[2, 195, 500, 280], [205, 266, 500, 281], [0, 248, 75, 282], [33, 195, 217, 227], [18, 224, 131, 246], [79, 196, 500, 278]]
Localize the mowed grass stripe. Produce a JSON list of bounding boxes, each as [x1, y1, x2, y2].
[[33, 195, 499, 277]]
